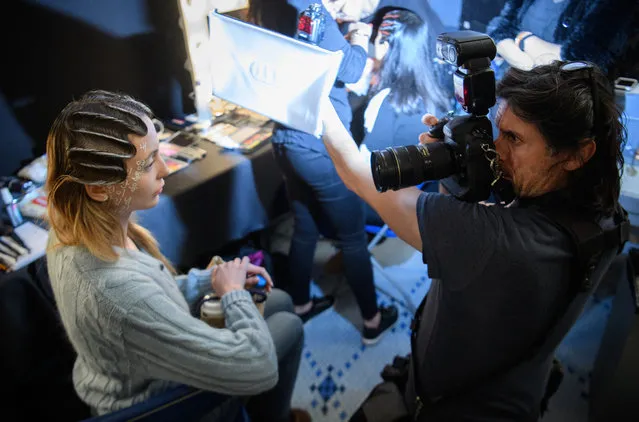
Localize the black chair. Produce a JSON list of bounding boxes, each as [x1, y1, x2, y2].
[[81, 385, 250, 422], [0, 259, 91, 421]]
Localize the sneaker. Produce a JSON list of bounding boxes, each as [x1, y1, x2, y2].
[[297, 296, 335, 323], [362, 305, 399, 345]]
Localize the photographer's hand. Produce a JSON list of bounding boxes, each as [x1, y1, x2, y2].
[[419, 114, 450, 194], [419, 114, 444, 145]]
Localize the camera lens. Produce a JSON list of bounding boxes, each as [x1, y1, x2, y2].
[[371, 148, 400, 192], [370, 143, 457, 192]]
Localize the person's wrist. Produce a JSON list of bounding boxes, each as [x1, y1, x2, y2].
[[217, 285, 244, 297], [516, 32, 535, 52]]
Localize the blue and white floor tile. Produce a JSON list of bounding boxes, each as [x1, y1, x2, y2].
[[278, 230, 610, 421], [291, 249, 430, 421]]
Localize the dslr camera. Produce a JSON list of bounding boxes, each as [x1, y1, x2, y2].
[[371, 31, 511, 202]]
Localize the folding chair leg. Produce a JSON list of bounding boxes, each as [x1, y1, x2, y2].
[[367, 225, 391, 251], [371, 257, 416, 313]]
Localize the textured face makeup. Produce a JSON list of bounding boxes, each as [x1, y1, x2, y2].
[[106, 119, 168, 213], [107, 161, 141, 210]]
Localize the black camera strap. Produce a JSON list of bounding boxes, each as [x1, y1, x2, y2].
[[409, 204, 629, 421]]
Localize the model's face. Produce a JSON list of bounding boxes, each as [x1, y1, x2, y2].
[[493, 102, 569, 197], [107, 116, 169, 212]]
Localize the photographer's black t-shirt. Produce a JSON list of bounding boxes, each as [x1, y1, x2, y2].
[[406, 192, 575, 420]]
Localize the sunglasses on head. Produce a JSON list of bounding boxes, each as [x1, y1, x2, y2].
[[559, 61, 599, 139]]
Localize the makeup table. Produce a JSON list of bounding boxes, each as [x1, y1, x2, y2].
[[136, 136, 287, 270]]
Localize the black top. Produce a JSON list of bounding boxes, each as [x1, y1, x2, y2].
[[406, 191, 575, 420]]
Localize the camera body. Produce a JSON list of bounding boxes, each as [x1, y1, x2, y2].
[[371, 30, 512, 203], [438, 115, 495, 201]]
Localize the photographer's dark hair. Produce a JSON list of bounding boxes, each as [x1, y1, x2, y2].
[[497, 61, 626, 217], [372, 9, 452, 115]]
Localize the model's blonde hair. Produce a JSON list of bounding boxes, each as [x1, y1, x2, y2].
[[45, 90, 175, 274]]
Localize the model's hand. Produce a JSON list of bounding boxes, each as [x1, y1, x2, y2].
[[211, 257, 249, 297], [245, 264, 274, 293]]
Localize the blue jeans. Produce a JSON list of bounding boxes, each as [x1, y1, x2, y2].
[[272, 141, 378, 320]]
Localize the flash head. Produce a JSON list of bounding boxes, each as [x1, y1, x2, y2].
[[369, 30, 509, 203], [436, 31, 496, 68]]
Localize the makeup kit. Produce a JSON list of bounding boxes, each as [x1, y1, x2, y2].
[[0, 183, 32, 272]]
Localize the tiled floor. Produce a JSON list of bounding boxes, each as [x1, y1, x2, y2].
[[270, 217, 609, 421]]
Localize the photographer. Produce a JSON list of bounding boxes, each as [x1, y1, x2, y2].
[[322, 59, 627, 420]]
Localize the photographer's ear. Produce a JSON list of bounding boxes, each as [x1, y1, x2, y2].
[[562, 139, 596, 171], [85, 185, 110, 203]]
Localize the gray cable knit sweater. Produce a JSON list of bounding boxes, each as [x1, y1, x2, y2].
[[46, 234, 278, 416]]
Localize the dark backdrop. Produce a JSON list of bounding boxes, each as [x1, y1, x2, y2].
[[0, 0, 195, 176]]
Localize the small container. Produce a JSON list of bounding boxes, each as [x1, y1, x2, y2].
[[200, 295, 226, 328], [200, 289, 268, 328]]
